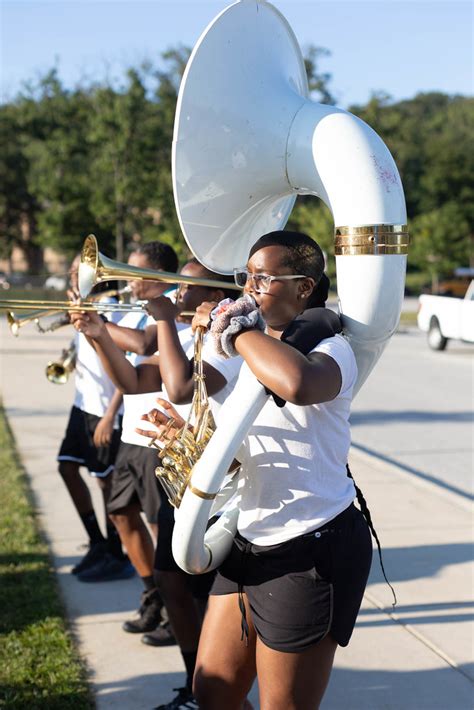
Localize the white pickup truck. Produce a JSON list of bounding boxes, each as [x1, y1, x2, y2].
[[417, 279, 474, 350]]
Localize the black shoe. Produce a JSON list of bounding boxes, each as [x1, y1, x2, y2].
[[71, 541, 107, 575], [77, 554, 135, 582], [142, 621, 176, 647], [122, 588, 164, 633], [154, 686, 198, 709]]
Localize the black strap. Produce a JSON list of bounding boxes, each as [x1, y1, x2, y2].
[[266, 306, 343, 407], [347, 464, 397, 607]]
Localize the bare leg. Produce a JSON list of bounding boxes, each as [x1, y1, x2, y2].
[[257, 633, 338, 710], [109, 503, 155, 576], [58, 461, 94, 514], [155, 570, 202, 651], [149, 522, 158, 544], [193, 593, 257, 710]]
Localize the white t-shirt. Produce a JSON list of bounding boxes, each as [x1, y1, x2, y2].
[[119, 310, 158, 446], [117, 310, 156, 367], [161, 326, 243, 422], [236, 334, 358, 545], [122, 324, 242, 447], [73, 303, 123, 421]]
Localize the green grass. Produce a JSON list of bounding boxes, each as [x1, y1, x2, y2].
[[0, 406, 94, 710], [399, 310, 418, 326]]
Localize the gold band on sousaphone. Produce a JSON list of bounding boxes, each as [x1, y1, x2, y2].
[[334, 225, 409, 255]]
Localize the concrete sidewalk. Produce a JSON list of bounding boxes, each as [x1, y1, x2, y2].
[[0, 317, 472, 709]]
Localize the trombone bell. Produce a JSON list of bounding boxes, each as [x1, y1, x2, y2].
[[46, 343, 77, 384], [7, 309, 57, 336], [78, 234, 241, 299]]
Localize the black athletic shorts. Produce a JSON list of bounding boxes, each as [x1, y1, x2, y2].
[[57, 405, 122, 478], [107, 442, 162, 524], [154, 498, 216, 600], [210, 503, 372, 653]]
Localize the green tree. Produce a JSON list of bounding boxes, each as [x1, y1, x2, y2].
[[87, 68, 161, 260], [17, 70, 98, 261], [0, 102, 40, 269]]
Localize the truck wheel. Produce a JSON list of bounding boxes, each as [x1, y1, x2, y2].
[[428, 318, 448, 351]]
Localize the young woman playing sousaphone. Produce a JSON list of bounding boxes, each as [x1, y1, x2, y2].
[[140, 230, 373, 710]]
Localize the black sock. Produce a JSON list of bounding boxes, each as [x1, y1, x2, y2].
[[106, 521, 125, 560], [141, 575, 155, 592], [80, 511, 105, 545], [181, 650, 197, 691]]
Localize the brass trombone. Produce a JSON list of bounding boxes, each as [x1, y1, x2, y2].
[[7, 309, 58, 336], [78, 234, 241, 298], [1, 233, 239, 329], [46, 341, 77, 384], [35, 286, 133, 333], [36, 312, 74, 334], [0, 298, 149, 314]]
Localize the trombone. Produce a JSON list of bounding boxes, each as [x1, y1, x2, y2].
[[78, 234, 241, 298], [1, 233, 240, 332], [7, 309, 59, 336], [0, 298, 150, 314], [46, 341, 77, 384]]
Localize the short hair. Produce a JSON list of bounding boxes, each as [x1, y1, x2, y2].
[[248, 231, 328, 307], [186, 257, 236, 300], [134, 241, 179, 273]]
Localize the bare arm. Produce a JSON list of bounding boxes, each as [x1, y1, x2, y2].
[[192, 301, 341, 405], [105, 322, 157, 356], [71, 312, 161, 394], [233, 329, 341, 405], [93, 388, 123, 447], [151, 297, 228, 404]]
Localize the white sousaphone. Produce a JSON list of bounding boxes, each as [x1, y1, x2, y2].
[[171, 0, 408, 573]]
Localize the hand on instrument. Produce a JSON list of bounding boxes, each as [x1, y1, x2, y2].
[[145, 295, 180, 322], [192, 301, 219, 332], [67, 288, 81, 303], [93, 415, 114, 447], [70, 310, 106, 338], [135, 398, 186, 444]]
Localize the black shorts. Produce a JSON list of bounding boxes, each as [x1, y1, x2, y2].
[[57, 406, 121, 477], [107, 442, 162, 524], [154, 499, 216, 600], [210, 503, 372, 653]]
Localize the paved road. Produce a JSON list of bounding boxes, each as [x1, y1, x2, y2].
[[351, 327, 473, 499]]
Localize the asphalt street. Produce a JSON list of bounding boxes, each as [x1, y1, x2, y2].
[[351, 327, 473, 500]]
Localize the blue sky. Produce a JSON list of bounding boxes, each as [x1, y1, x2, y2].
[[1, 1, 472, 107]]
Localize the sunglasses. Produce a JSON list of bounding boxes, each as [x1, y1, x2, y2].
[[233, 269, 307, 293]]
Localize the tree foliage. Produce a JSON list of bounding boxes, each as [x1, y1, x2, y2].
[[0, 48, 472, 289]]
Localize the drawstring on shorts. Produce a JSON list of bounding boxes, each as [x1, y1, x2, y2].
[[238, 542, 251, 645]]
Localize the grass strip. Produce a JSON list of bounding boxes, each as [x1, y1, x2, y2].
[[399, 311, 418, 326], [0, 404, 94, 709]]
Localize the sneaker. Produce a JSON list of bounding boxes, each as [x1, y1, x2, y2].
[[142, 620, 176, 647], [154, 686, 198, 709], [71, 541, 107, 575], [77, 554, 135, 583], [122, 588, 164, 633]]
